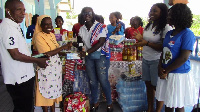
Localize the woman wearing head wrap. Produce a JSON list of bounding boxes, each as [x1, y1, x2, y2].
[[33, 15, 71, 112]]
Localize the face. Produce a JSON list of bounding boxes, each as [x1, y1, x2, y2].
[[149, 5, 161, 21], [55, 18, 63, 27], [41, 17, 53, 34], [131, 19, 140, 29], [109, 13, 117, 24], [83, 8, 93, 22], [7, 1, 25, 23], [167, 10, 173, 26]]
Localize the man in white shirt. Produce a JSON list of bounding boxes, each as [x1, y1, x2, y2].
[[0, 0, 48, 111]]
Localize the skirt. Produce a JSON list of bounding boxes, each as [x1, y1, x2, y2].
[[155, 71, 198, 108]]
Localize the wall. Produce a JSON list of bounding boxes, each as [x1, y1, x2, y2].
[[21, 0, 35, 42], [0, 7, 3, 19]]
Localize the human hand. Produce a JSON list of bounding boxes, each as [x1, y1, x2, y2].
[[134, 39, 147, 47], [79, 51, 86, 58], [133, 30, 142, 41], [116, 23, 121, 30], [113, 23, 121, 33], [72, 42, 78, 48], [63, 42, 72, 50], [159, 69, 168, 80], [36, 58, 48, 68]]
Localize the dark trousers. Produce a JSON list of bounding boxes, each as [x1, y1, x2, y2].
[[6, 77, 35, 112]]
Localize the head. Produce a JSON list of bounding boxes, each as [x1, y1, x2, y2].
[[95, 14, 104, 24], [55, 16, 64, 28], [115, 11, 122, 20], [79, 7, 95, 25], [32, 14, 39, 25], [41, 17, 53, 34], [149, 3, 168, 22], [5, 0, 25, 23], [167, 3, 193, 29], [146, 3, 168, 32], [131, 16, 143, 29], [109, 12, 118, 24], [34, 15, 52, 34]]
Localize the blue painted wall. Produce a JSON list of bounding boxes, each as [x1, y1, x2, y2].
[[21, 0, 35, 41], [0, 7, 3, 19]]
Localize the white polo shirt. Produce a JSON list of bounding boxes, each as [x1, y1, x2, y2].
[[142, 24, 172, 61], [0, 18, 35, 85], [78, 21, 107, 51]]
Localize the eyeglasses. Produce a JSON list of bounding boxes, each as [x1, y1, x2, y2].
[[82, 12, 93, 16]]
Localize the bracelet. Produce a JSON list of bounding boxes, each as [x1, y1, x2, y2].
[[146, 41, 149, 46]]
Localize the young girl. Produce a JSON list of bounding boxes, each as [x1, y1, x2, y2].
[[52, 16, 68, 41], [156, 4, 197, 112], [76, 7, 113, 112], [134, 3, 172, 112], [127, 16, 144, 40], [107, 12, 124, 38], [115, 11, 125, 31]]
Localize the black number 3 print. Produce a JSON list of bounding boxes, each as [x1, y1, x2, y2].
[[9, 37, 15, 45]]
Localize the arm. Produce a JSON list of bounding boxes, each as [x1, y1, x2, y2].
[[80, 37, 106, 57], [26, 26, 32, 39], [26, 34, 32, 39], [164, 50, 191, 74], [144, 41, 163, 51], [34, 33, 72, 57], [8, 49, 47, 68], [45, 43, 72, 56], [134, 31, 163, 51], [116, 25, 124, 35], [158, 52, 168, 79], [87, 37, 105, 54], [112, 23, 123, 35], [4, 28, 47, 68]]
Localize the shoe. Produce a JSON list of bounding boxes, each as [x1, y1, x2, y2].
[[107, 105, 113, 112], [90, 103, 99, 112]]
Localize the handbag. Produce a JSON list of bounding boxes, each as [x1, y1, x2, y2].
[[88, 51, 101, 59]]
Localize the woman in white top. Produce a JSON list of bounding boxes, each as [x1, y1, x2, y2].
[[134, 3, 172, 112]]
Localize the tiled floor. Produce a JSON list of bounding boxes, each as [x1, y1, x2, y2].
[[0, 76, 14, 112]]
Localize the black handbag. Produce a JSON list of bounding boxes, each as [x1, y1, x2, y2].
[[192, 88, 200, 112]]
